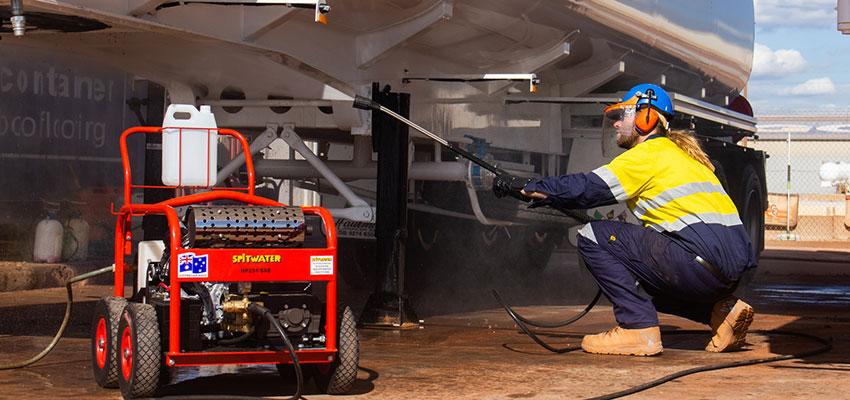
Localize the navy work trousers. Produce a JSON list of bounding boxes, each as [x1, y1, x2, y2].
[[577, 220, 736, 329]]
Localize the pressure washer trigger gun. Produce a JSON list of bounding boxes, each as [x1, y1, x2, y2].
[[492, 173, 533, 202]]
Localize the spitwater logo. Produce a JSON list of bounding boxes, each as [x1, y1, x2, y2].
[[177, 252, 208, 278]]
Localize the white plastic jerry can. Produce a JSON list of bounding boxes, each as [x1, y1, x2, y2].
[[34, 216, 64, 263], [162, 104, 218, 187]]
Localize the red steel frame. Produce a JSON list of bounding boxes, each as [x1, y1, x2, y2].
[[114, 126, 338, 367]]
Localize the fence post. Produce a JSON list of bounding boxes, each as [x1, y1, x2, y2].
[[779, 130, 798, 241]]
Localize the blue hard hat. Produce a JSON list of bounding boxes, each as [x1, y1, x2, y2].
[[623, 83, 674, 116]]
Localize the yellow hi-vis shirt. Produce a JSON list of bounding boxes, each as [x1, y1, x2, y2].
[[522, 133, 755, 275], [592, 135, 742, 232]]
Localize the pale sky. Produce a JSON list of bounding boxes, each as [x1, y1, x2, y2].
[[748, 0, 850, 115]]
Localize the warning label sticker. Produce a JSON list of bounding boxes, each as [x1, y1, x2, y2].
[[310, 256, 334, 275]]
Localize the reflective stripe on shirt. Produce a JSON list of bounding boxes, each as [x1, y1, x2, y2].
[[632, 181, 728, 219], [591, 166, 628, 201]]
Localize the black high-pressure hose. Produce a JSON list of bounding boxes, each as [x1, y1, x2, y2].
[[495, 289, 602, 328], [493, 289, 591, 354], [0, 265, 116, 370], [490, 204, 598, 345], [496, 287, 833, 399], [247, 303, 303, 400], [587, 329, 832, 400]]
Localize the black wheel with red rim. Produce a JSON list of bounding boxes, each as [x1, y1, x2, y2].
[[91, 296, 127, 388], [117, 302, 161, 399]]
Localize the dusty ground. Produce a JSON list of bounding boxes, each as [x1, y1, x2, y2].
[[0, 251, 848, 399]]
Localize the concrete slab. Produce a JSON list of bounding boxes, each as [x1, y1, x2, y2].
[[0, 278, 846, 399], [1, 249, 848, 399]]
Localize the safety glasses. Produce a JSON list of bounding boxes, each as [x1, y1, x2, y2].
[[601, 101, 637, 156]]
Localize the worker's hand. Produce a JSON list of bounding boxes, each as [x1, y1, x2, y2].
[[492, 174, 533, 201], [521, 189, 548, 200]]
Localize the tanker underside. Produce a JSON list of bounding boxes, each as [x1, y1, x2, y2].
[[0, 0, 760, 324]]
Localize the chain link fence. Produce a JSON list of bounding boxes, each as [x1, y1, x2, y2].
[[746, 110, 850, 250]]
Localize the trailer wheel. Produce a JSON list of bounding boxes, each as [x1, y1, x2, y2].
[[517, 228, 559, 272], [91, 296, 127, 388], [735, 166, 764, 297], [314, 306, 359, 395], [740, 166, 764, 257], [117, 303, 162, 399], [711, 160, 730, 193]]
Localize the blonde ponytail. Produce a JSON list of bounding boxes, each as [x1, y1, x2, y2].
[[657, 114, 715, 171]]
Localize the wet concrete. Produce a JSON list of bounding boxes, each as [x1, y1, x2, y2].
[[1, 251, 849, 399]]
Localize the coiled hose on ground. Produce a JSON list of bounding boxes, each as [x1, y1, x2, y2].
[[493, 288, 833, 399], [0, 264, 115, 370]]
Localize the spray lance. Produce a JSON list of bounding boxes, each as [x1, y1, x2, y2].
[[352, 95, 591, 223], [353, 94, 601, 346]]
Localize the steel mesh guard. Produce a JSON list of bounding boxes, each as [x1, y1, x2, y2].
[[186, 206, 305, 248]]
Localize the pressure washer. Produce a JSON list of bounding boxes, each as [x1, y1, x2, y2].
[[2, 123, 359, 400], [94, 125, 358, 399]]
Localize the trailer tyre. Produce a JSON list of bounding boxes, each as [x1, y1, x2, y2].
[[735, 166, 764, 297], [517, 228, 559, 273], [711, 160, 730, 193], [117, 303, 162, 399], [740, 166, 765, 257], [91, 296, 127, 388], [314, 306, 359, 395]]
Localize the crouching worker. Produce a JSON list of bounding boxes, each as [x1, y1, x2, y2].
[[493, 84, 756, 356]]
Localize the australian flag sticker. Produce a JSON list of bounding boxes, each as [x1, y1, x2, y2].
[[177, 252, 209, 278]]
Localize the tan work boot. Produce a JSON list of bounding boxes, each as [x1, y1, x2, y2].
[[705, 297, 754, 352], [581, 326, 663, 356]]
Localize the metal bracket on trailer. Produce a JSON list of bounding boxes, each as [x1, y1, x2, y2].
[[670, 93, 757, 134], [278, 125, 375, 224], [217, 123, 280, 184], [131, 0, 330, 23], [506, 93, 757, 134], [216, 123, 376, 225], [404, 73, 541, 93]]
